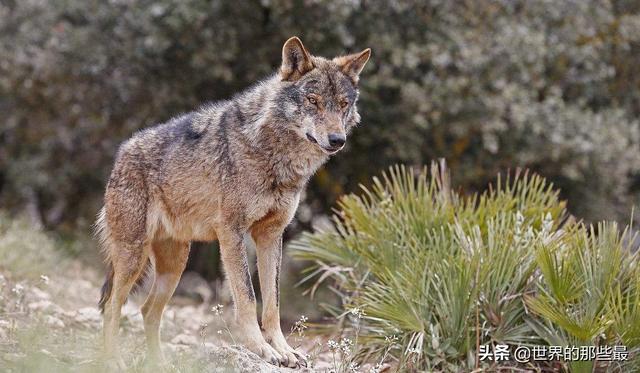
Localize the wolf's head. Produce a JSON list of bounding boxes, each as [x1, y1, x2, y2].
[[276, 37, 371, 155]]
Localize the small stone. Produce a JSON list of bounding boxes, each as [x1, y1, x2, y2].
[[74, 307, 102, 325], [45, 315, 65, 328], [30, 287, 51, 300], [28, 300, 53, 311], [175, 271, 213, 303], [166, 342, 190, 353], [171, 333, 198, 346]]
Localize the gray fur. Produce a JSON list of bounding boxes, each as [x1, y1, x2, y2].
[[97, 37, 370, 368]]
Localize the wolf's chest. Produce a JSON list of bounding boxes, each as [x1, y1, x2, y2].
[[246, 189, 300, 227]]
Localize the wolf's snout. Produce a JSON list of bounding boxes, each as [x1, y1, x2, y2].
[[328, 133, 346, 149]]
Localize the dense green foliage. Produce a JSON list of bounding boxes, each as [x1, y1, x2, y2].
[[2, 0, 640, 232], [291, 163, 640, 371]]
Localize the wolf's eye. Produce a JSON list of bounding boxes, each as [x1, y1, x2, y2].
[[340, 100, 349, 109], [307, 96, 317, 105]]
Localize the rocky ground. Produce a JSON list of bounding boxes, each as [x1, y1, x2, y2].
[[0, 259, 336, 372]]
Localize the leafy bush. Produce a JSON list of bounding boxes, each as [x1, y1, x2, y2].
[[291, 162, 639, 372], [2, 0, 640, 232]]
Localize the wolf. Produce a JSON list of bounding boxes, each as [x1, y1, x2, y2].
[[95, 36, 371, 368]]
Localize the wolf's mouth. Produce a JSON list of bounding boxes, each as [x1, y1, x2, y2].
[[306, 133, 342, 154], [306, 133, 318, 144], [322, 145, 342, 154]]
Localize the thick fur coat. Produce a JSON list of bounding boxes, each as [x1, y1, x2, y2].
[[96, 37, 370, 368]]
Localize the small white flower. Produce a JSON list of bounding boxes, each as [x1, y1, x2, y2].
[[384, 335, 399, 344], [327, 339, 339, 350], [211, 304, 224, 315], [292, 315, 309, 336], [348, 362, 360, 372], [349, 307, 366, 319], [11, 284, 24, 296], [40, 275, 50, 284], [340, 338, 353, 355]]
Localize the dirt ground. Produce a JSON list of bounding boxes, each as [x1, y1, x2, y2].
[[0, 259, 337, 372]]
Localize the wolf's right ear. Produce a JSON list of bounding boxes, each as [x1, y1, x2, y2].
[[280, 37, 314, 81]]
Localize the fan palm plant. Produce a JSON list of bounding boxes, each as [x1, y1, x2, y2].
[[290, 161, 639, 371]]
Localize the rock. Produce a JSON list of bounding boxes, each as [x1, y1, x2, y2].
[[171, 333, 199, 346], [166, 342, 191, 353], [203, 345, 303, 373], [175, 271, 213, 303], [122, 302, 143, 329], [74, 307, 102, 327], [173, 305, 208, 331], [27, 300, 65, 315], [75, 279, 95, 292], [45, 315, 65, 328], [30, 287, 51, 301], [28, 300, 52, 311], [165, 343, 314, 372], [164, 308, 176, 321]]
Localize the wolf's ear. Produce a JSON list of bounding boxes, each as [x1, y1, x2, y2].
[[334, 48, 371, 83], [280, 37, 314, 81]]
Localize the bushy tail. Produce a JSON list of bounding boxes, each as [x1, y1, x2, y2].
[[95, 206, 114, 314], [98, 262, 114, 314]]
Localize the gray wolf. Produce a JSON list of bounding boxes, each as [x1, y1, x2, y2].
[[95, 36, 370, 368]]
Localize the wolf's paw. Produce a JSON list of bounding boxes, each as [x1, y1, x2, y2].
[[246, 340, 284, 366], [274, 344, 307, 368], [264, 332, 307, 368]]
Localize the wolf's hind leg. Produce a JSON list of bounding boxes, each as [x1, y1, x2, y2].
[[217, 228, 284, 366], [141, 239, 190, 363], [103, 240, 150, 365]]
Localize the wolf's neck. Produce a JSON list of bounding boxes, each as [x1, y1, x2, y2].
[[230, 74, 328, 189], [255, 124, 327, 191]]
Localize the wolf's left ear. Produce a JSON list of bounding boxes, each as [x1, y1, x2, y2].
[[334, 48, 371, 83], [281, 37, 314, 81]]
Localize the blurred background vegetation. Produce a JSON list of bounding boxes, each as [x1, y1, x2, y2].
[[1, 0, 640, 284]]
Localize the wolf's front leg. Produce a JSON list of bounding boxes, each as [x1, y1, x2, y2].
[[255, 233, 307, 368], [217, 229, 283, 366]]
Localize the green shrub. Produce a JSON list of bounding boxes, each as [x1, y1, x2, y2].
[[2, 0, 640, 231], [291, 162, 639, 372], [0, 213, 63, 279]]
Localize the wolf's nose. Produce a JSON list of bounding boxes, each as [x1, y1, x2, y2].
[[328, 134, 346, 148]]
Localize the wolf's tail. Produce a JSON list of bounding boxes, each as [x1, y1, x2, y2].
[[98, 262, 114, 314], [95, 206, 114, 314]]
